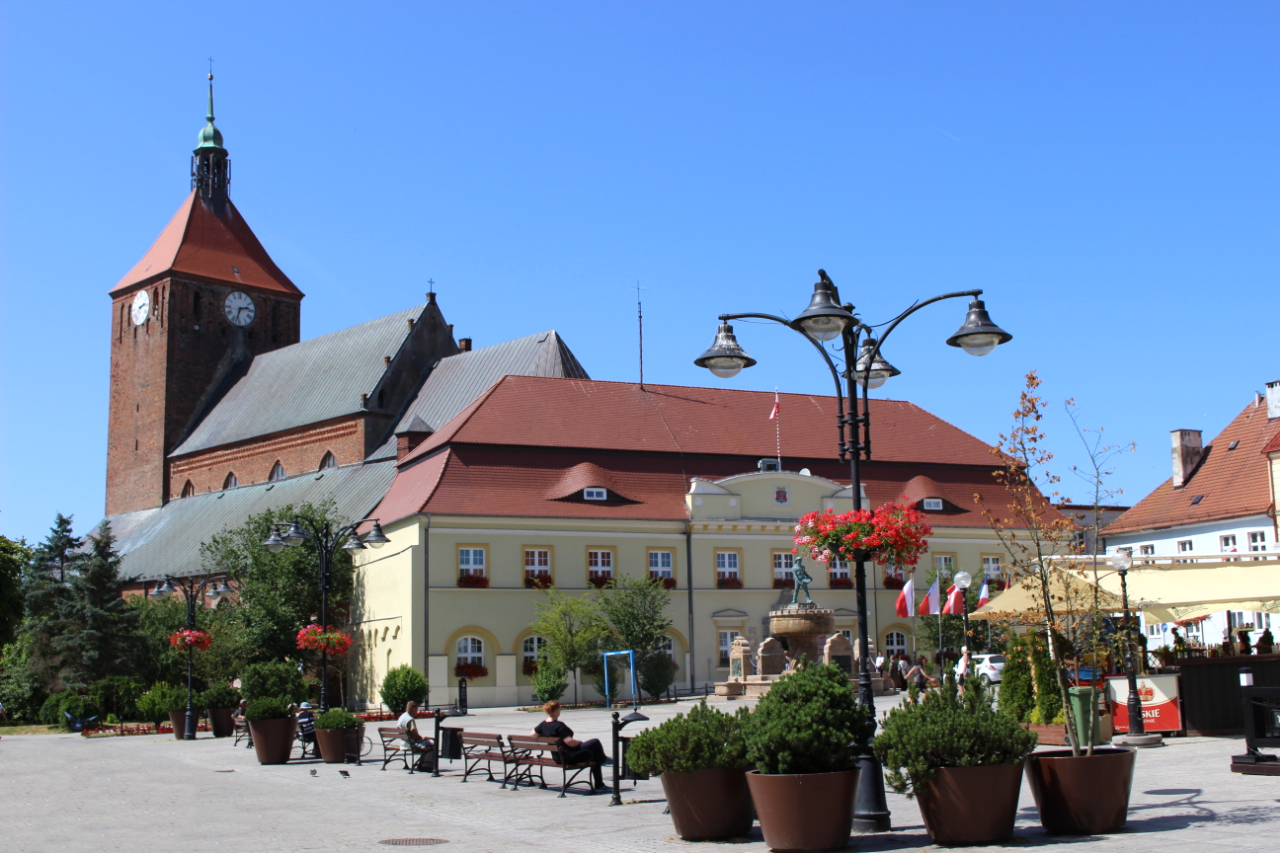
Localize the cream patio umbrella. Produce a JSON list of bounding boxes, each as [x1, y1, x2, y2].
[[969, 564, 1123, 622], [1094, 560, 1280, 623]]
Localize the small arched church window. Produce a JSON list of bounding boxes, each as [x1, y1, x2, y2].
[[180, 480, 195, 498], [319, 452, 337, 471], [223, 472, 238, 490], [269, 462, 286, 482]]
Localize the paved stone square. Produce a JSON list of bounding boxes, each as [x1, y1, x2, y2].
[[3, 698, 1279, 853]]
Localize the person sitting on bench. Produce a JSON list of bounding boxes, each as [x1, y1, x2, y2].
[[397, 701, 435, 771], [531, 700, 608, 790], [297, 702, 318, 757]]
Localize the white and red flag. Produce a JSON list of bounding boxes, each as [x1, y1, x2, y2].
[[895, 575, 916, 618], [768, 391, 780, 420], [942, 584, 965, 615], [918, 578, 940, 616], [977, 577, 991, 609]]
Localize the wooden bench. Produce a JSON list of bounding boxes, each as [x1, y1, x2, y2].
[[459, 732, 512, 786], [233, 717, 251, 748], [506, 735, 598, 797], [378, 726, 434, 773]]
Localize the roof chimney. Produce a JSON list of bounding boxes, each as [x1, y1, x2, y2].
[[1267, 381, 1280, 419], [458, 338, 472, 353], [1171, 429, 1203, 489], [395, 415, 433, 461]]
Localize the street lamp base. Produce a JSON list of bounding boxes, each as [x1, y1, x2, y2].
[[853, 753, 892, 833], [1113, 733, 1164, 748]]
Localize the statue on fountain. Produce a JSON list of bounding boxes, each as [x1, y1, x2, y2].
[[789, 557, 816, 608]]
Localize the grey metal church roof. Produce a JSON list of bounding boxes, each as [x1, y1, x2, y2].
[[106, 461, 397, 580], [369, 330, 589, 459], [172, 305, 427, 457]]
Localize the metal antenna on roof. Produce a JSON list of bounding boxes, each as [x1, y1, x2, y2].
[[636, 281, 646, 390]]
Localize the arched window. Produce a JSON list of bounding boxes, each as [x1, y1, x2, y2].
[[180, 480, 195, 498], [318, 451, 337, 470], [269, 461, 286, 481], [222, 472, 238, 490], [657, 635, 675, 660], [456, 636, 484, 665], [522, 635, 547, 662], [885, 631, 908, 658]]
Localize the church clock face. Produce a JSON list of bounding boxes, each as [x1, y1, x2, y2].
[[131, 290, 150, 325], [224, 291, 255, 326]]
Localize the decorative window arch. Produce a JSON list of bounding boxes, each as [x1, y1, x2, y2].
[[269, 461, 286, 481], [318, 451, 337, 470], [222, 472, 238, 490], [180, 480, 195, 498], [522, 635, 547, 676], [456, 636, 484, 665]]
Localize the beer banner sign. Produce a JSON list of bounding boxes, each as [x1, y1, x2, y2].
[[1105, 674, 1183, 733]]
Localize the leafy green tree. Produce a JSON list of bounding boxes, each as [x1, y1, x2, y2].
[[529, 587, 609, 704], [129, 593, 190, 688], [240, 660, 308, 703], [0, 643, 45, 722], [0, 536, 30, 648], [51, 523, 139, 691], [530, 657, 568, 703], [597, 576, 672, 661], [379, 664, 429, 713], [199, 501, 354, 665]]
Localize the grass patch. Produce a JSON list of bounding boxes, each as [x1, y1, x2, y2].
[[0, 724, 62, 736]]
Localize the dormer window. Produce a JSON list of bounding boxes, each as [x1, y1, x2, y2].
[[269, 462, 286, 482], [923, 498, 943, 511], [757, 459, 781, 473], [584, 488, 607, 501]]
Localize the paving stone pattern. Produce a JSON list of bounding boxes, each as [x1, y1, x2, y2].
[[3, 698, 1278, 852]]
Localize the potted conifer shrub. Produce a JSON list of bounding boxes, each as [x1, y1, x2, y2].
[[314, 707, 364, 764], [743, 662, 875, 852], [876, 676, 1037, 846], [245, 697, 296, 764], [200, 684, 241, 738], [626, 701, 754, 841]]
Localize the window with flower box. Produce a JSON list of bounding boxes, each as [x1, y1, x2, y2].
[[772, 551, 795, 588], [587, 548, 615, 588], [981, 555, 1006, 590], [522, 635, 547, 676], [648, 549, 676, 589], [827, 558, 852, 588], [455, 636, 487, 678], [882, 563, 905, 589], [716, 550, 742, 589], [524, 547, 553, 588], [718, 629, 740, 667], [457, 546, 488, 588]]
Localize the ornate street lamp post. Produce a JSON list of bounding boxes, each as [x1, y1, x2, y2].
[[149, 575, 231, 740], [263, 516, 390, 711], [695, 270, 1011, 831], [954, 571, 973, 648], [1109, 548, 1146, 736]]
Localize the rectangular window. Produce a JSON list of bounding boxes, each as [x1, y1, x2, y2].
[[458, 547, 487, 575], [1250, 531, 1267, 554], [1221, 534, 1238, 551], [1177, 540, 1193, 552], [1139, 545, 1155, 555], [981, 555, 1002, 578], [715, 551, 739, 575], [523, 547, 553, 587], [588, 549, 613, 569], [1145, 622, 1164, 638], [587, 548, 614, 587], [922, 498, 943, 511], [648, 549, 675, 579], [718, 630, 741, 667], [829, 558, 850, 579], [772, 552, 794, 578], [584, 488, 607, 501], [934, 554, 955, 577]]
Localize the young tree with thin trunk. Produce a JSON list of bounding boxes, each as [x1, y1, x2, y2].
[[529, 587, 609, 705]]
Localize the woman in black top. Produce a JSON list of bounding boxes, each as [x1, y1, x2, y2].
[[532, 700, 608, 790]]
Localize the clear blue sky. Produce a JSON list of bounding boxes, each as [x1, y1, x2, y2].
[[3, 2, 1277, 544]]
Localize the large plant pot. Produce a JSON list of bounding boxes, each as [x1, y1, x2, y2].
[[660, 768, 754, 841], [207, 707, 235, 738], [746, 769, 857, 852], [167, 710, 191, 740], [916, 764, 1024, 846], [248, 717, 297, 765], [315, 726, 365, 764], [1024, 748, 1135, 835]]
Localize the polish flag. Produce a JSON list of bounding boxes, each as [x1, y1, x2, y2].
[[942, 584, 965, 615], [977, 578, 991, 609], [895, 575, 916, 618], [918, 578, 940, 616], [768, 393, 780, 420]]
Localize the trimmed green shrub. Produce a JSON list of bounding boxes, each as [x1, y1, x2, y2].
[[379, 664, 429, 714], [997, 634, 1034, 723], [1030, 632, 1063, 725], [245, 696, 291, 721], [627, 700, 751, 776], [745, 662, 875, 775], [638, 653, 677, 700], [316, 708, 359, 729], [87, 677, 145, 723], [875, 675, 1038, 798], [199, 683, 241, 709], [241, 661, 307, 703], [136, 683, 187, 721], [530, 657, 568, 703], [590, 656, 621, 702], [39, 691, 100, 729]]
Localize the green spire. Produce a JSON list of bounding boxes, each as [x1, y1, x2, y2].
[[195, 73, 225, 152]]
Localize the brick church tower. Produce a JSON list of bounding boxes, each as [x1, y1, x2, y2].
[[106, 77, 304, 515]]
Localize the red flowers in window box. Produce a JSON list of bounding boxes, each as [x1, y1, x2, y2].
[[524, 572, 552, 589], [793, 504, 932, 568], [457, 573, 489, 588], [588, 571, 613, 589], [169, 629, 212, 651], [829, 576, 853, 589], [717, 576, 743, 589], [296, 624, 353, 655], [649, 574, 676, 590], [522, 659, 539, 676], [773, 577, 795, 589], [454, 662, 488, 679], [882, 575, 905, 590], [989, 579, 1009, 592]]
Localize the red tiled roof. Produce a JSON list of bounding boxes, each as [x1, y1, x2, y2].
[[1262, 430, 1280, 455], [399, 376, 999, 468], [111, 191, 303, 297], [1104, 399, 1279, 536]]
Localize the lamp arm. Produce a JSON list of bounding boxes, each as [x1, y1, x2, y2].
[[718, 312, 850, 459]]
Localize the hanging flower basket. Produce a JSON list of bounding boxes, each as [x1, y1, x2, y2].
[[455, 661, 488, 679], [296, 624, 353, 655], [794, 505, 932, 568], [169, 629, 212, 651], [457, 573, 489, 588]]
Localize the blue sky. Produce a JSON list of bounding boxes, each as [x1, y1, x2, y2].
[[2, 2, 1277, 544]]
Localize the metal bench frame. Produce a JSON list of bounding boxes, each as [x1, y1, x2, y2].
[[460, 732, 512, 786], [506, 735, 598, 797]]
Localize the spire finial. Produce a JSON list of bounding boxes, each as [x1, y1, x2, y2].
[[192, 65, 229, 209]]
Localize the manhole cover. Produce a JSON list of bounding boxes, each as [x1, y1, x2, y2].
[[378, 840, 448, 847]]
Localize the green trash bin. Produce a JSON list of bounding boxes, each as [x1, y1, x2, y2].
[[1067, 686, 1102, 747]]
